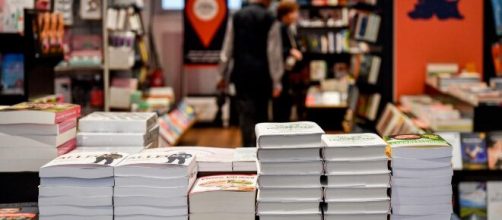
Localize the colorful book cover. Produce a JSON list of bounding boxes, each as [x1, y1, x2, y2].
[[0, 102, 80, 114], [487, 132, 502, 170], [492, 0, 502, 36], [459, 182, 487, 220], [190, 175, 257, 194], [461, 133, 488, 170], [384, 133, 450, 148], [1, 53, 24, 95]]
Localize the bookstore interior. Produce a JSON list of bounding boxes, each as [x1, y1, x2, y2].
[[3, 0, 502, 219]]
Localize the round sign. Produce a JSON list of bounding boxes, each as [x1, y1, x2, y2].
[[193, 0, 219, 21]]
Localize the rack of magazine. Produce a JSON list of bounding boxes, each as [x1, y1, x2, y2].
[[158, 100, 197, 146]]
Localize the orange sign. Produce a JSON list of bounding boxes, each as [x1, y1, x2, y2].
[[185, 0, 228, 47]]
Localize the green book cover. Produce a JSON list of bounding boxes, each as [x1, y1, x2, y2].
[[384, 134, 451, 148]]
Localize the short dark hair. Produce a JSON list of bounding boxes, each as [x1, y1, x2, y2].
[[277, 1, 299, 20]]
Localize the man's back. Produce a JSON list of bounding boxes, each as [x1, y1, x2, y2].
[[231, 3, 275, 92]]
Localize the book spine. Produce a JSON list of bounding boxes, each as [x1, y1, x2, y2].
[[58, 118, 78, 134], [54, 106, 81, 124], [56, 138, 77, 155]]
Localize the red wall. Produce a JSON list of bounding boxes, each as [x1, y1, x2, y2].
[[394, 0, 483, 100]]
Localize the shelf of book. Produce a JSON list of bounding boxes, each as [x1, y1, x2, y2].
[[425, 83, 502, 132]]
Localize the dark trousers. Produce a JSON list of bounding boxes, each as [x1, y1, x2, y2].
[[236, 94, 270, 147], [273, 92, 293, 122]]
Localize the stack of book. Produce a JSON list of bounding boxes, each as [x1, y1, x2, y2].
[[385, 134, 453, 220], [255, 122, 325, 220], [38, 151, 127, 220], [113, 149, 197, 220], [0, 102, 80, 172], [189, 175, 257, 220], [77, 112, 159, 153], [322, 133, 390, 220]]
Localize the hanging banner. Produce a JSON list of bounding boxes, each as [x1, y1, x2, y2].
[[184, 0, 228, 64]]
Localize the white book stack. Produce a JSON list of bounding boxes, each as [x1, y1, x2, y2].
[[0, 103, 81, 172], [38, 151, 128, 220], [189, 175, 257, 220], [386, 134, 453, 220], [322, 133, 390, 220], [255, 122, 325, 220], [77, 112, 159, 153], [113, 149, 198, 220]]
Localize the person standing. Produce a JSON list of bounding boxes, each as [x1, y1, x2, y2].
[[218, 0, 284, 147], [273, 1, 304, 122]]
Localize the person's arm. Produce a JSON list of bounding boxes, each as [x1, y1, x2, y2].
[[268, 21, 284, 93], [218, 19, 234, 83]]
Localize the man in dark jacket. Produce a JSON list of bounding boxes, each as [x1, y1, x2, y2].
[[218, 0, 284, 147]]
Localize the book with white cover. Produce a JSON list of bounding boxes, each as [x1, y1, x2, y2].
[[391, 204, 452, 215], [114, 216, 187, 220], [39, 186, 112, 197], [114, 148, 197, 179], [39, 151, 128, 179], [39, 215, 112, 220], [0, 118, 76, 135], [390, 214, 452, 220], [38, 205, 113, 216], [189, 175, 257, 213], [114, 206, 187, 216], [391, 167, 453, 178], [40, 177, 115, 187], [391, 194, 451, 206], [0, 127, 76, 147], [391, 157, 451, 169], [77, 125, 159, 146], [258, 147, 321, 162], [257, 201, 321, 215], [391, 176, 452, 187], [233, 147, 257, 171], [326, 171, 390, 187], [488, 181, 502, 220], [323, 133, 387, 160], [78, 112, 157, 133], [391, 185, 453, 198], [114, 185, 191, 197], [190, 213, 254, 220], [258, 187, 323, 202], [258, 174, 321, 188], [255, 122, 325, 148], [324, 199, 390, 213], [325, 213, 387, 220], [152, 147, 233, 172], [114, 176, 192, 188], [0, 102, 80, 124], [259, 214, 322, 220], [114, 196, 187, 207], [258, 160, 324, 175], [74, 146, 145, 154], [325, 158, 388, 174], [38, 196, 112, 206], [324, 187, 388, 201]]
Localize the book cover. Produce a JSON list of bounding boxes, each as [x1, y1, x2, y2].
[[190, 175, 257, 194], [488, 181, 502, 219], [1, 53, 24, 95], [118, 149, 194, 166], [42, 151, 127, 168], [1, 0, 34, 33], [0, 102, 80, 124], [459, 182, 487, 220], [461, 133, 488, 170], [487, 132, 502, 170], [322, 133, 386, 147], [384, 134, 450, 148], [255, 121, 324, 137]]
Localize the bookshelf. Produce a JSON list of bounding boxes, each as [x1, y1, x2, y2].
[[296, 0, 391, 131]]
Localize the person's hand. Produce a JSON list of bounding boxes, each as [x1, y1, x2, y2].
[[272, 86, 282, 98], [290, 48, 303, 61], [217, 79, 228, 91]]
